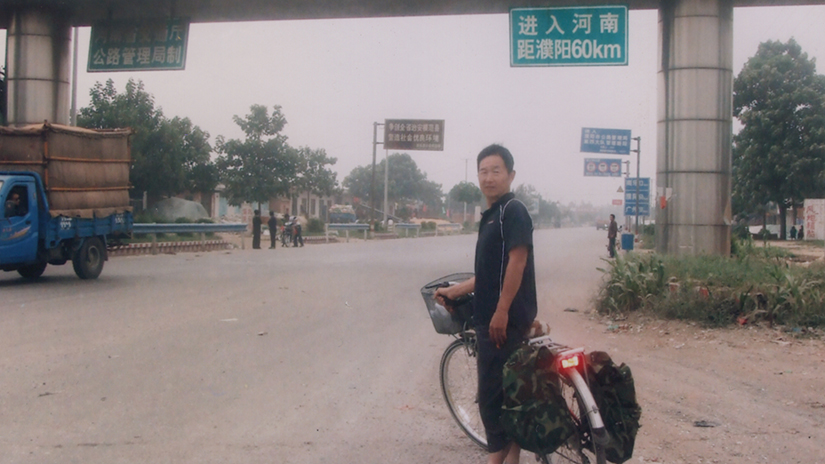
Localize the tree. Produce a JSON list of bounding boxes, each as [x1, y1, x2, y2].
[[449, 181, 481, 223], [513, 184, 541, 216], [733, 39, 825, 239], [215, 104, 298, 207], [77, 79, 216, 203], [343, 153, 443, 213], [449, 181, 482, 204], [294, 146, 338, 217]]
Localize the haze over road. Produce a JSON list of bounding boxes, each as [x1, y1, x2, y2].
[[1, 227, 607, 463]]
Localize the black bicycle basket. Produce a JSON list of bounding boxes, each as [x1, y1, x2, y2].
[[420, 273, 474, 335]]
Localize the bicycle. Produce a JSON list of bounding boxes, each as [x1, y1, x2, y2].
[[422, 274, 608, 464], [280, 226, 292, 247]]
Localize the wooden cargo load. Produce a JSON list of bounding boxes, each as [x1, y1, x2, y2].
[[0, 122, 133, 218]]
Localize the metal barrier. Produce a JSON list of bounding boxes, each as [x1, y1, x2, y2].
[[437, 223, 462, 233], [394, 223, 421, 237], [131, 223, 247, 254], [325, 223, 370, 243]]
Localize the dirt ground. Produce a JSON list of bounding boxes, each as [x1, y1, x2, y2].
[[613, 239, 824, 464], [584, 310, 825, 464]]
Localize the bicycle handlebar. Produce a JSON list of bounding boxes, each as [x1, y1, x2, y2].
[[424, 281, 473, 307]]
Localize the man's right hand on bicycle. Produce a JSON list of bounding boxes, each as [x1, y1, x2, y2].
[[434, 277, 475, 311]]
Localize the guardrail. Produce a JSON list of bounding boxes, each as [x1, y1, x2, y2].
[[325, 223, 370, 242], [394, 223, 421, 237], [437, 223, 462, 233], [131, 222, 247, 254]]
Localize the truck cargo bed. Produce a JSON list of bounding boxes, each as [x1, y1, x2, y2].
[[0, 122, 133, 218]]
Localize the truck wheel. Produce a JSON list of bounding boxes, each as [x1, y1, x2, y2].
[[18, 262, 47, 280], [73, 237, 105, 279]]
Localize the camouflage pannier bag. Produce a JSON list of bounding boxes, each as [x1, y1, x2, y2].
[[586, 351, 642, 464], [501, 344, 575, 455]]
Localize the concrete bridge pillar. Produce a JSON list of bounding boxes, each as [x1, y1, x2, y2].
[[656, 0, 733, 255], [5, 7, 72, 126]]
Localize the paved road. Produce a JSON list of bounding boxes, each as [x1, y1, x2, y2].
[[1, 226, 608, 464]]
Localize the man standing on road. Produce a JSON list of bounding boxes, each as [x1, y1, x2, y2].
[[435, 144, 537, 464], [268, 211, 278, 249], [252, 209, 262, 249], [607, 214, 618, 258], [292, 217, 304, 247]]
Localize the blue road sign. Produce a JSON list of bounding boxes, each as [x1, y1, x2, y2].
[[624, 177, 650, 189], [510, 5, 628, 67], [624, 177, 650, 216], [584, 158, 622, 177], [624, 204, 650, 216], [581, 128, 632, 154]]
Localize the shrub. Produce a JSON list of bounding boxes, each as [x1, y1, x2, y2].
[[307, 217, 324, 233], [596, 252, 825, 328], [421, 221, 437, 231]]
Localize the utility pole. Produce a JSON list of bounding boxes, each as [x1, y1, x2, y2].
[[370, 122, 384, 228], [632, 137, 641, 234], [383, 148, 389, 227], [70, 27, 78, 126], [463, 158, 469, 224]]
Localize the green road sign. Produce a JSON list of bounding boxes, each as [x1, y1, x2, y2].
[[88, 18, 190, 72], [510, 5, 627, 67]]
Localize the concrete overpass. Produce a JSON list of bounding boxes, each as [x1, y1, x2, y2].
[[2, 0, 822, 255]]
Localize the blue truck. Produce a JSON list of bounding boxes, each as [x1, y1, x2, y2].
[[0, 123, 133, 280]]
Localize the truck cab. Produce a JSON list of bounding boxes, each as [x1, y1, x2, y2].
[[0, 174, 41, 268], [0, 171, 132, 280]]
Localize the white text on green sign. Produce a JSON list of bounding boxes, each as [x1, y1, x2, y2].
[[510, 6, 628, 67], [89, 18, 190, 72]]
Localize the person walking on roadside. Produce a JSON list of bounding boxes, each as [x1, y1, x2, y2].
[[434, 144, 537, 464], [268, 211, 278, 249], [252, 209, 262, 249], [608, 214, 618, 258], [292, 217, 304, 247]]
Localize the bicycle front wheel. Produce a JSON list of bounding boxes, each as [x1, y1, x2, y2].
[[439, 338, 487, 450], [547, 375, 606, 464]]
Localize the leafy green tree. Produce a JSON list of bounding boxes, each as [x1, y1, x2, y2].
[[449, 181, 482, 204], [215, 104, 298, 207], [449, 181, 481, 223], [294, 146, 338, 216], [77, 79, 216, 203], [733, 39, 825, 239], [513, 184, 541, 215], [539, 198, 562, 227], [343, 153, 443, 210]]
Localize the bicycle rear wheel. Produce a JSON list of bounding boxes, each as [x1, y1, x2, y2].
[[546, 376, 606, 464], [439, 337, 487, 450]]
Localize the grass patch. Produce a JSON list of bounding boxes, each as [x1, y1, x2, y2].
[[596, 237, 825, 328]]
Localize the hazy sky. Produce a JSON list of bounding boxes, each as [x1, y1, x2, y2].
[[5, 5, 825, 206]]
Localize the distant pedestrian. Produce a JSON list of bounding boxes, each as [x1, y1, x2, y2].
[[292, 217, 304, 247], [268, 211, 278, 249], [799, 225, 804, 240], [607, 214, 618, 258], [252, 209, 262, 249], [790, 226, 797, 240]]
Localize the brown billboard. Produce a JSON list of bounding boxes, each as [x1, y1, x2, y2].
[[384, 119, 444, 151]]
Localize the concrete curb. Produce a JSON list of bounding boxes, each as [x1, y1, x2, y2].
[[109, 240, 230, 257]]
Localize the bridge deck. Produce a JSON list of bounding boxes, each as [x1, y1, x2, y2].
[[3, 0, 823, 26]]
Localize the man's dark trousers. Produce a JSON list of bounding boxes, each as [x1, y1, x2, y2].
[[476, 326, 525, 453]]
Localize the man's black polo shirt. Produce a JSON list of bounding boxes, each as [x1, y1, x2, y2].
[[473, 192, 537, 334]]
